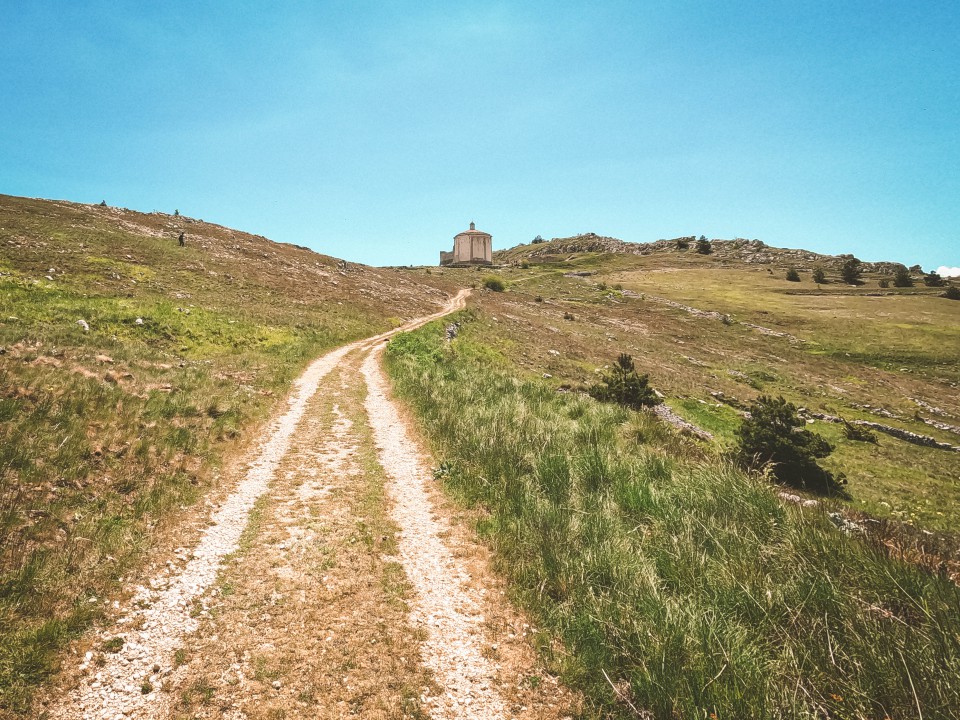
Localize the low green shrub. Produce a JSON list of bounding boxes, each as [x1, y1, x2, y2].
[[893, 266, 914, 287], [482, 276, 505, 292], [785, 268, 801, 282], [842, 420, 878, 443], [588, 354, 660, 410]]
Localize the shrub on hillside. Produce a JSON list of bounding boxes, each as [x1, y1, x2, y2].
[[589, 354, 660, 411], [482, 276, 505, 292], [842, 420, 877, 444], [735, 395, 847, 495], [878, 278, 890, 288], [944, 285, 960, 300], [893, 266, 913, 287], [812, 267, 827, 284], [532, 235, 545, 244], [676, 237, 690, 250], [695, 236, 712, 254], [840, 257, 862, 285], [923, 272, 945, 287], [785, 268, 801, 282]]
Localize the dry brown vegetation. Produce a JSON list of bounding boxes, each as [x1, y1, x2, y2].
[[0, 194, 457, 713]]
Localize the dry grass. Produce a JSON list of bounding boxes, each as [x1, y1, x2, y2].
[[0, 194, 457, 713]]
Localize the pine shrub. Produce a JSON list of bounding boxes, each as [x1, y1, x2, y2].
[[735, 396, 846, 495], [785, 268, 801, 282], [893, 266, 913, 287], [588, 354, 660, 411]]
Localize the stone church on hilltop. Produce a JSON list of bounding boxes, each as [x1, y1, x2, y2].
[[440, 221, 492, 266]]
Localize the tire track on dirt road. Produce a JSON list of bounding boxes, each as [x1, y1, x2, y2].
[[52, 288, 578, 719], [50, 293, 467, 720]]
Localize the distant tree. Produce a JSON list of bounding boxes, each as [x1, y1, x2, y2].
[[840, 257, 862, 285], [785, 268, 801, 282], [944, 286, 960, 300], [812, 267, 827, 284], [892, 266, 914, 287], [589, 354, 660, 410], [878, 278, 890, 288], [532, 235, 546, 244], [695, 236, 712, 255], [923, 272, 945, 287], [676, 237, 690, 250], [99, 200, 107, 207], [735, 395, 846, 495], [174, 209, 179, 217]]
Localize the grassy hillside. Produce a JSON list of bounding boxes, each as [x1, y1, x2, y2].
[[0, 195, 456, 712], [385, 311, 960, 719], [423, 241, 960, 533]]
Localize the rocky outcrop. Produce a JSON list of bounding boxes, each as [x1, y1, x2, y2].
[[500, 233, 912, 275]]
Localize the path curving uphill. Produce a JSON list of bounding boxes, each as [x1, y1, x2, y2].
[[50, 289, 576, 719]]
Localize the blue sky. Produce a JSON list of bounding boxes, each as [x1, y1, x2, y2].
[[2, 1, 958, 270]]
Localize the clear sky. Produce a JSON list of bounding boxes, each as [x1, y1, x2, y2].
[[2, 1, 958, 270]]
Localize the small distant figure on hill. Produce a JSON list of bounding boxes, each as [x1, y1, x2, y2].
[[178, 231, 185, 247]]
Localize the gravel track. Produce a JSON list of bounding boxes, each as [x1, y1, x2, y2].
[[362, 345, 509, 719], [50, 289, 567, 720], [50, 293, 467, 720]]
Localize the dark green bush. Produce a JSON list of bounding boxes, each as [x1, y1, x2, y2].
[[695, 236, 712, 254], [482, 276, 505, 292], [841, 257, 862, 285], [736, 395, 846, 495], [589, 354, 660, 411], [676, 237, 690, 250], [878, 278, 890, 288], [893, 266, 913, 287], [842, 420, 877, 443], [812, 267, 827, 284], [785, 268, 801, 282], [944, 285, 960, 300], [924, 272, 945, 287]]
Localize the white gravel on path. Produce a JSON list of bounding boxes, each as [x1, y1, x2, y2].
[[51, 291, 468, 720], [361, 342, 508, 720]]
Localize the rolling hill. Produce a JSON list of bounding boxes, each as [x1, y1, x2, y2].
[[2, 195, 959, 717]]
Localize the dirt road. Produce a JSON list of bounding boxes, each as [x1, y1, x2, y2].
[[49, 290, 578, 720]]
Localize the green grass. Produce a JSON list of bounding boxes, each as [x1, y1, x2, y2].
[[0, 195, 455, 714], [435, 249, 960, 532], [385, 313, 960, 719]]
